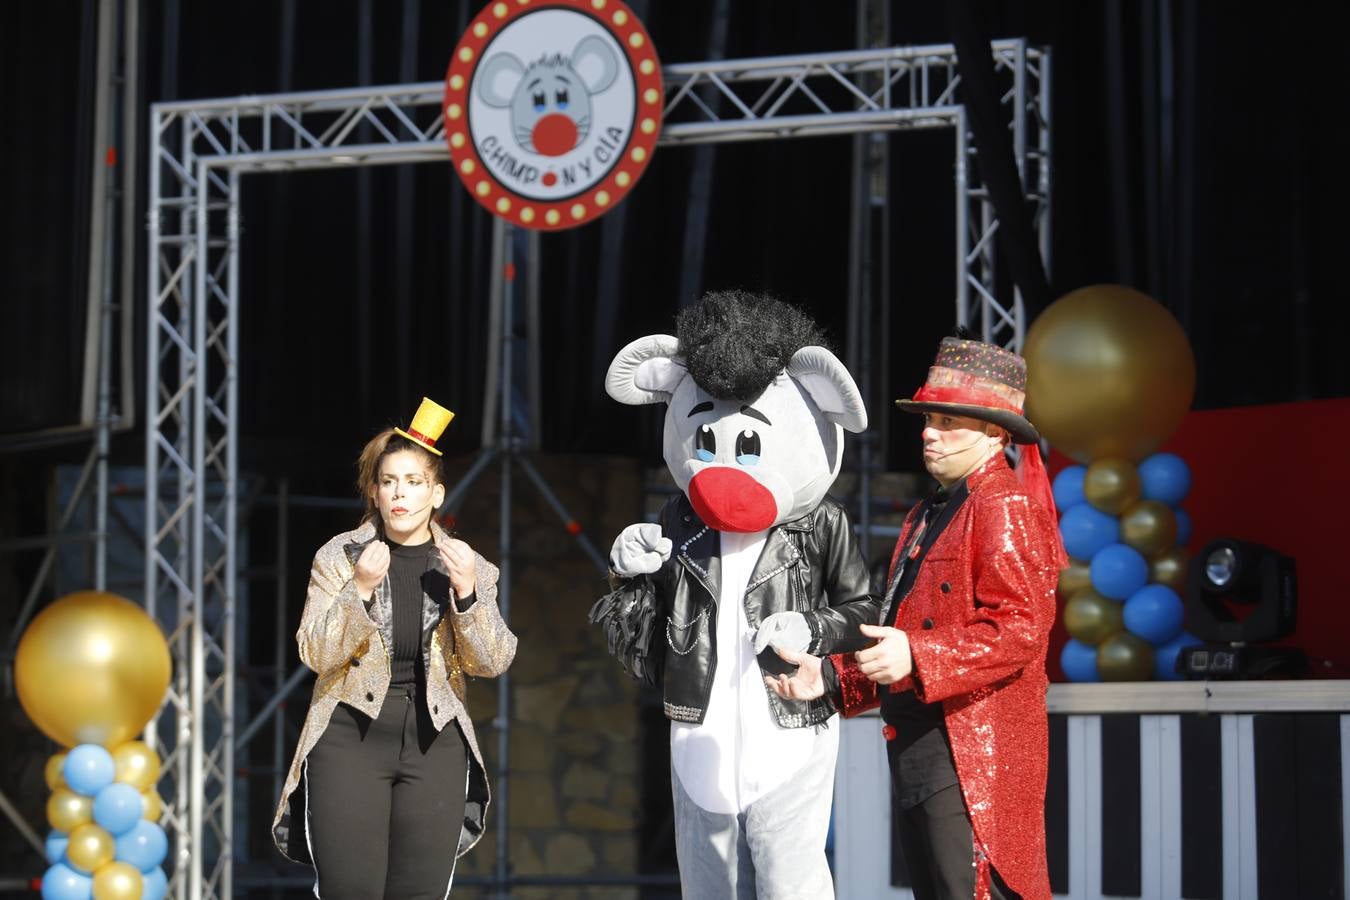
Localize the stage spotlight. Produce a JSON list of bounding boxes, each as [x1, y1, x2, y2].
[[1178, 539, 1304, 679]]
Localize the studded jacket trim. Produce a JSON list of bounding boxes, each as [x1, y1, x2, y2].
[[606, 495, 879, 729]]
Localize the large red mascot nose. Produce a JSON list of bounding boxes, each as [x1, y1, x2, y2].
[[531, 114, 579, 157], [688, 467, 777, 533]]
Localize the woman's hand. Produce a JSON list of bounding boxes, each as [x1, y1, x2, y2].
[[438, 537, 477, 599], [353, 541, 390, 599]]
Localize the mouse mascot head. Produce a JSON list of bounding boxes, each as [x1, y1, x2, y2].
[[606, 291, 867, 531]]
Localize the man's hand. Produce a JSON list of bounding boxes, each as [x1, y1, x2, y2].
[[353, 541, 390, 599], [763, 647, 826, 701], [609, 523, 672, 576], [855, 623, 913, 684], [752, 611, 811, 655], [437, 537, 477, 599]]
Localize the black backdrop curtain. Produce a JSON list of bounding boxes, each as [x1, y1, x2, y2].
[[2, 0, 1347, 476]]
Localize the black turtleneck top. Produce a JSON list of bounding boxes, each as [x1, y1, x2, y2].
[[386, 538, 435, 687]]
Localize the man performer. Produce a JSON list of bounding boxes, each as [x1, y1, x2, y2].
[[761, 333, 1066, 900]]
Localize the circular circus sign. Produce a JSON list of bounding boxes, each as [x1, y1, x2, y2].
[[444, 0, 663, 231]]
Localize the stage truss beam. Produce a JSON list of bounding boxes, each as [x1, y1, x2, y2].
[[144, 39, 1049, 899]]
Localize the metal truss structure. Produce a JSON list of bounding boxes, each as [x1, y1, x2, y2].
[[145, 40, 1049, 898], [660, 41, 1052, 347]]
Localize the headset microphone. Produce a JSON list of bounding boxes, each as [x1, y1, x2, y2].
[[926, 436, 990, 460], [392, 500, 433, 519]]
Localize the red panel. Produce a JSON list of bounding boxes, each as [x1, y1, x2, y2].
[[1046, 398, 1350, 680]]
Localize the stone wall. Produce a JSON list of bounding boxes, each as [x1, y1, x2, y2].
[[446, 453, 649, 900]]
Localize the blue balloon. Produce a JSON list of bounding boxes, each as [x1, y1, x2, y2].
[[1052, 465, 1087, 511], [115, 819, 168, 872], [62, 745, 114, 797], [1060, 639, 1100, 682], [1174, 508, 1192, 545], [92, 783, 143, 836], [1059, 503, 1121, 561], [1058, 639, 1101, 682], [141, 867, 168, 900], [41, 862, 92, 900], [1123, 584, 1186, 645], [1139, 453, 1192, 505], [1153, 631, 1204, 681], [45, 830, 68, 865], [1090, 543, 1150, 600]]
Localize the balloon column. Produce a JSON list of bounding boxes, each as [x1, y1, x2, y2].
[[1024, 286, 1203, 682], [15, 591, 172, 900]]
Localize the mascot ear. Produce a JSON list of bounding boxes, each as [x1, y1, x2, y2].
[[606, 334, 687, 406], [787, 346, 869, 433]]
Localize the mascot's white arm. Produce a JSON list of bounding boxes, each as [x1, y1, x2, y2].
[[605, 335, 686, 578], [754, 612, 813, 654], [610, 524, 672, 576]]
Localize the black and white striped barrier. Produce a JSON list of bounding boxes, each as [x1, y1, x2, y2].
[[833, 681, 1350, 899]]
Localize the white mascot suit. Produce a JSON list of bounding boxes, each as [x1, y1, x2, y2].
[[590, 290, 879, 899]]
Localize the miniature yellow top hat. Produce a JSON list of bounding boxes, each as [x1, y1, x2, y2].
[[395, 397, 455, 457]]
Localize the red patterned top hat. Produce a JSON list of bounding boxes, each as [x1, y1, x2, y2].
[[394, 397, 455, 457], [898, 337, 1060, 519], [895, 337, 1040, 444]]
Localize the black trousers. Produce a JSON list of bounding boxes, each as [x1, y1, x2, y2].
[[888, 745, 1019, 900], [304, 684, 468, 899]]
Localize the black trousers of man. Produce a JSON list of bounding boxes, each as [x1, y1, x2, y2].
[[304, 682, 468, 899], [887, 737, 1020, 900]]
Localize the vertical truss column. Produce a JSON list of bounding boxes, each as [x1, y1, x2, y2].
[[146, 105, 236, 900], [146, 104, 196, 900], [191, 157, 238, 900]]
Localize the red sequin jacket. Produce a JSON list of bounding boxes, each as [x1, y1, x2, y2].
[[831, 454, 1064, 900]]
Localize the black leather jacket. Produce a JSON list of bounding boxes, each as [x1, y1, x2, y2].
[[612, 494, 879, 729]]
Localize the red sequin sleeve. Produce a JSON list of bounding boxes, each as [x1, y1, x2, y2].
[[908, 492, 1060, 704], [829, 651, 880, 717]]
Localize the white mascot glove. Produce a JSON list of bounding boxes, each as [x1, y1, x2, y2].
[[609, 523, 672, 577], [753, 611, 812, 655]]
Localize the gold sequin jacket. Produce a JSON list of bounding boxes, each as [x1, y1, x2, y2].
[[832, 454, 1063, 900], [271, 520, 517, 863]]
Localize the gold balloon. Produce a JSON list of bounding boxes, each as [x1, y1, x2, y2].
[[1120, 500, 1179, 557], [92, 861, 143, 900], [45, 752, 68, 791], [1025, 284, 1196, 463], [66, 823, 115, 873], [15, 591, 171, 748], [1150, 547, 1190, 593], [47, 788, 94, 832], [1096, 632, 1155, 682], [1057, 560, 1092, 598], [1083, 458, 1142, 514], [141, 789, 163, 823], [112, 741, 161, 792], [1063, 587, 1125, 646]]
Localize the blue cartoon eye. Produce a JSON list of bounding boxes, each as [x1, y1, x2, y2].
[[735, 429, 761, 466], [555, 89, 569, 110], [695, 424, 716, 462], [532, 91, 546, 112]]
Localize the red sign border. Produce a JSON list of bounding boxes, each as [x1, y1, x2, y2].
[[443, 0, 663, 232]]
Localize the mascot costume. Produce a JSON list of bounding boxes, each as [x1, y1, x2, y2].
[[590, 291, 878, 898]]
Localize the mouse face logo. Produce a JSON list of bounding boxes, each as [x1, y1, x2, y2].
[[477, 37, 619, 158], [445, 0, 663, 231]]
